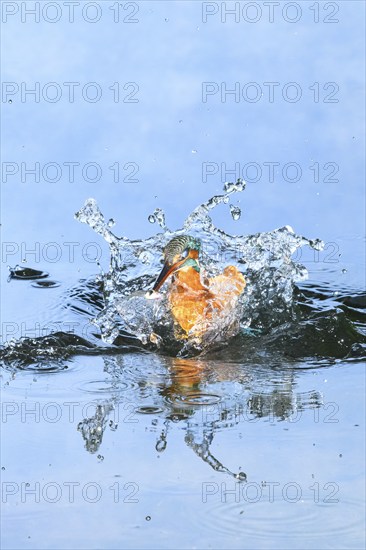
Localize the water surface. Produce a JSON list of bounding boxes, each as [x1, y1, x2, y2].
[[1, 1, 365, 549]]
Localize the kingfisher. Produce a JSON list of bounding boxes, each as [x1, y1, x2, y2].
[[147, 235, 246, 341]]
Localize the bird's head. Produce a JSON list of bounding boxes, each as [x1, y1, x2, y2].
[[152, 235, 201, 292]]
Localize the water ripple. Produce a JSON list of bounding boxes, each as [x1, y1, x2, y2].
[[75, 379, 135, 395], [169, 392, 222, 407], [193, 496, 364, 542]]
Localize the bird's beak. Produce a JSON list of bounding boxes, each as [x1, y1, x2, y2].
[[152, 258, 187, 292]]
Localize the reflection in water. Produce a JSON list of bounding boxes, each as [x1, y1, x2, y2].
[[248, 388, 322, 421], [76, 354, 323, 480], [77, 402, 114, 454]]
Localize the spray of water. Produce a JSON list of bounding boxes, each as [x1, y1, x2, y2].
[[75, 180, 324, 355]]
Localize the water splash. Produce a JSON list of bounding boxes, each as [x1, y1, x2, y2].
[[74, 180, 325, 355], [147, 208, 167, 229]]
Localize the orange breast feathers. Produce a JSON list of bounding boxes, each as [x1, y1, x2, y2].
[[168, 260, 246, 336]]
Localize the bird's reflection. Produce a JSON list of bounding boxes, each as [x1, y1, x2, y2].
[[77, 354, 323, 479]]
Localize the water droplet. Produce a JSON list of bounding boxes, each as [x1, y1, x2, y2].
[[145, 516, 151, 521], [179, 119, 183, 123], [341, 268, 347, 274], [1, 467, 5, 471], [236, 471, 247, 481], [148, 208, 166, 229], [107, 218, 115, 227], [223, 179, 246, 194], [155, 439, 167, 452], [191, 149, 197, 154], [155, 208, 166, 228], [310, 238, 324, 251], [230, 204, 241, 221], [109, 420, 118, 431], [164, 17, 169, 22], [97, 454, 104, 461], [8, 99, 12, 104]]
